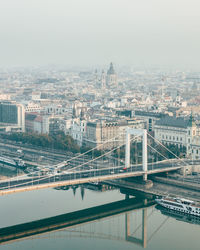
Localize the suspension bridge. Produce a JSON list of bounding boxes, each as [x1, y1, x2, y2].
[[0, 128, 190, 195]]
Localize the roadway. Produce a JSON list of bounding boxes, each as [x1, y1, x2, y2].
[[0, 140, 108, 171], [0, 160, 182, 195]]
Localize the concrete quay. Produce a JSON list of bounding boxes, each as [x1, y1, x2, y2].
[[104, 178, 200, 202], [152, 176, 200, 192]]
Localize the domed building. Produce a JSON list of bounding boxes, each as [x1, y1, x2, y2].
[[106, 62, 117, 88]]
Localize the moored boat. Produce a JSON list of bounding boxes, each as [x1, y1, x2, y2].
[[155, 196, 200, 217]]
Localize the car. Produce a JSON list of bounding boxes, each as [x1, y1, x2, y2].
[[82, 173, 89, 178]]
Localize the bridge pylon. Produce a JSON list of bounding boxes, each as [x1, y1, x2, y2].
[[125, 128, 148, 181]]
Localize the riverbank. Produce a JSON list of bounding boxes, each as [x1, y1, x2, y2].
[[104, 177, 200, 202]]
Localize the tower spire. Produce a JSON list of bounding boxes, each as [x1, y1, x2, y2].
[[106, 62, 117, 87]]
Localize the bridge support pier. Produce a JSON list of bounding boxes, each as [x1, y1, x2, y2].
[[143, 173, 147, 182]]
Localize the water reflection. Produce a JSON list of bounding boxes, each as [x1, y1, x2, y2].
[[125, 208, 147, 248], [0, 193, 154, 247], [156, 205, 200, 226]]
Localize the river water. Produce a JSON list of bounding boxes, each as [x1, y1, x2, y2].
[[0, 184, 199, 250]]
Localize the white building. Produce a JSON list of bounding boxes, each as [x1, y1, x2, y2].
[[154, 115, 200, 159], [45, 105, 68, 115], [70, 119, 87, 146], [33, 116, 49, 134], [25, 102, 42, 113], [31, 92, 41, 100]]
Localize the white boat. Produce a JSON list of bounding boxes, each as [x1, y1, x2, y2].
[[155, 196, 200, 217]]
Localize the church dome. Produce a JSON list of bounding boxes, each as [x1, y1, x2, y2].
[[107, 62, 115, 75]]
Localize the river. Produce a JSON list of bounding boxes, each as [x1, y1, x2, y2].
[[0, 183, 199, 250]]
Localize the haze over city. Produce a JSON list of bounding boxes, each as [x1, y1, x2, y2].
[[0, 0, 200, 68]]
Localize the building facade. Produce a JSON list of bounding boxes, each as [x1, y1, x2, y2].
[[70, 119, 87, 146], [25, 113, 49, 134], [154, 115, 200, 159], [83, 118, 145, 150], [0, 101, 25, 132]]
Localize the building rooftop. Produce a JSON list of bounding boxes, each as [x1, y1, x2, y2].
[[155, 116, 195, 128], [134, 110, 168, 119]]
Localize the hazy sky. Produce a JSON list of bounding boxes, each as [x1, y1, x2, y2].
[[0, 0, 200, 68]]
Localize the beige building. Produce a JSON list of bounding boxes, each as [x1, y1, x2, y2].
[[83, 118, 145, 150]]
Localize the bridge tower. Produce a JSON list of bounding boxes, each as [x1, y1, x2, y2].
[[125, 128, 148, 181]]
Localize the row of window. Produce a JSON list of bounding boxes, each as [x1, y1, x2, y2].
[[163, 201, 183, 208], [161, 135, 183, 142], [164, 203, 200, 214]]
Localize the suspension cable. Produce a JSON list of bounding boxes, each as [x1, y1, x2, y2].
[[0, 134, 140, 190], [1, 132, 127, 182], [147, 132, 189, 166], [147, 143, 169, 161]]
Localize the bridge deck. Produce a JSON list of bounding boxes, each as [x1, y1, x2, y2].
[[0, 166, 181, 195]]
